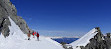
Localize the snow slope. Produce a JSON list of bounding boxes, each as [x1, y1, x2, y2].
[[0, 17, 64, 49], [70, 28, 98, 49]]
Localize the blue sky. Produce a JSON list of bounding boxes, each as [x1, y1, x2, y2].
[[10, 0, 111, 37]]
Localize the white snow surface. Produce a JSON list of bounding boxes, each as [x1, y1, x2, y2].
[[70, 28, 98, 49], [0, 17, 64, 49]]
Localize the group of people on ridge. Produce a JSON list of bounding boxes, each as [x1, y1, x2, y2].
[[27, 31, 39, 41]]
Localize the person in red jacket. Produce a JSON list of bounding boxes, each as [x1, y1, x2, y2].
[[36, 32, 39, 41], [34, 32, 36, 35], [32, 32, 35, 38]]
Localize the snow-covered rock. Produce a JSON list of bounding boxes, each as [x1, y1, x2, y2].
[[69, 27, 111, 49], [70, 28, 98, 49]]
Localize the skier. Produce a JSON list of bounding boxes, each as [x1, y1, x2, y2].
[[36, 32, 39, 41], [27, 31, 31, 40]]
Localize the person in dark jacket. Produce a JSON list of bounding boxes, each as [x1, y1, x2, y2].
[[36, 32, 39, 41]]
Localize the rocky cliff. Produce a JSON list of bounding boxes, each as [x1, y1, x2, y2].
[[0, 0, 30, 37]]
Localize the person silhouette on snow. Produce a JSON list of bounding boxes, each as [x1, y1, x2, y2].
[[36, 32, 39, 41]]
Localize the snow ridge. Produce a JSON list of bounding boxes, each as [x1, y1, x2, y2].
[[70, 28, 98, 49], [8, 17, 25, 40]]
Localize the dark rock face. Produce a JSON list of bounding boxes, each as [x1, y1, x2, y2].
[[0, 0, 30, 37], [80, 27, 111, 49]]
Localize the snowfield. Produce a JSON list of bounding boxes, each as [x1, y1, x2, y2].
[[0, 17, 64, 49]]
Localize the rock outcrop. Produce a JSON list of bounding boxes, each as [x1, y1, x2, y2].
[[66, 27, 111, 49], [0, 0, 30, 37], [80, 27, 111, 49]]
